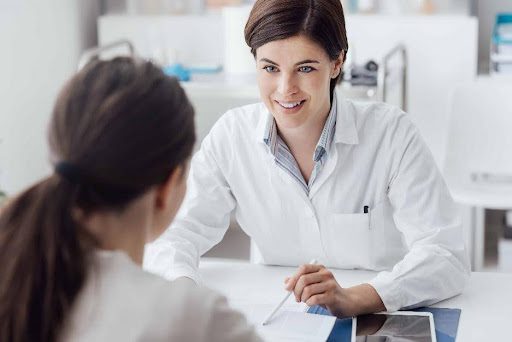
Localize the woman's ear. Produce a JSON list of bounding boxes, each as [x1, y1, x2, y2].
[[332, 52, 345, 79], [155, 165, 183, 210]]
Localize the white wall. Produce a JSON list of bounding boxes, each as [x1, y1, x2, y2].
[[0, 0, 99, 194]]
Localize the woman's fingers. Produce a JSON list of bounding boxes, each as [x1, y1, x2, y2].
[[284, 277, 295, 291], [299, 282, 330, 302], [284, 263, 325, 291], [292, 267, 336, 302], [305, 293, 329, 307], [293, 272, 325, 301], [283, 265, 346, 315]]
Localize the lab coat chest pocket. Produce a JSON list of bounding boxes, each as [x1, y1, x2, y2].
[[326, 212, 372, 269]]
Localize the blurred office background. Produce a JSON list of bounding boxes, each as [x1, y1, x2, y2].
[[1, 0, 511, 271]]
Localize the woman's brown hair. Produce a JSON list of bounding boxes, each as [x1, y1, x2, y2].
[[244, 0, 349, 98], [0, 57, 195, 341]]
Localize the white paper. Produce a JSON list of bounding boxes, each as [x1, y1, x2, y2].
[[230, 302, 336, 342]]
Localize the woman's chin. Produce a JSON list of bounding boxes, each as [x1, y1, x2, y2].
[[273, 115, 306, 130]]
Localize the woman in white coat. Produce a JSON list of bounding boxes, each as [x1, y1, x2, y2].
[[146, 0, 470, 317], [0, 58, 260, 342]]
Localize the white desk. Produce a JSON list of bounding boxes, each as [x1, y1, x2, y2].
[[200, 259, 512, 341]]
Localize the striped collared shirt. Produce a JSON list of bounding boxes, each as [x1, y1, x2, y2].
[[263, 95, 337, 194]]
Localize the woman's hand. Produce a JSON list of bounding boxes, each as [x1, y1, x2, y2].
[[284, 264, 386, 318]]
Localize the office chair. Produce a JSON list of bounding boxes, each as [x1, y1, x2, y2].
[[443, 77, 512, 270]]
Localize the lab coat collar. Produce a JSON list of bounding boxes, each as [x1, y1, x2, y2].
[[333, 92, 359, 145], [256, 103, 273, 144], [255, 91, 359, 146]]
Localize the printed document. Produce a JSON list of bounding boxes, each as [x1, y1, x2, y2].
[[230, 301, 335, 341]]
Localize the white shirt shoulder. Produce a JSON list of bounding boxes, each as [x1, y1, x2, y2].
[[61, 250, 260, 342]]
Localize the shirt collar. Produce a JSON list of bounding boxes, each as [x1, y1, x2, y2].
[[256, 103, 273, 144], [262, 115, 278, 155], [262, 101, 336, 162], [312, 95, 337, 161]]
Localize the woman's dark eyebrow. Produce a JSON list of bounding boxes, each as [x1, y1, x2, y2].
[[259, 58, 279, 65], [295, 59, 320, 65], [258, 58, 320, 65]]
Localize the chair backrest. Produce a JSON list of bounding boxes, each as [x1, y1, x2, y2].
[[444, 77, 512, 191]]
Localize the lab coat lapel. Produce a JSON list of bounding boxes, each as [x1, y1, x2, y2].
[[309, 96, 360, 198], [271, 159, 311, 203], [308, 145, 339, 198]]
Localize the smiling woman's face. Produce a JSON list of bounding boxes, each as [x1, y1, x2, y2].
[[256, 35, 342, 130]]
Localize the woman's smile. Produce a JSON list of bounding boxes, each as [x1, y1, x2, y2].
[[275, 99, 307, 113]]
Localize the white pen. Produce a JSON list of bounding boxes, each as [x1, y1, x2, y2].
[[261, 259, 318, 326]]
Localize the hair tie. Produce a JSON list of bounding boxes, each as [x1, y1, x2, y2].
[[55, 161, 84, 184]]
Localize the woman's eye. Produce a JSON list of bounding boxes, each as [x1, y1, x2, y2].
[[298, 66, 314, 73], [263, 65, 278, 73]]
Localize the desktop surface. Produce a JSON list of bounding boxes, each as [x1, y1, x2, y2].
[[199, 259, 512, 341]]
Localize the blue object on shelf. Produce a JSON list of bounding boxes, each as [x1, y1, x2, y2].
[[163, 63, 191, 81], [492, 13, 512, 45], [163, 63, 223, 82]]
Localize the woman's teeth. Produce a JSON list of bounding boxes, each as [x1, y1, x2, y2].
[[278, 101, 303, 108]]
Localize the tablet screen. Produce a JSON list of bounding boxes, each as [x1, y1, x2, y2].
[[355, 313, 434, 342]]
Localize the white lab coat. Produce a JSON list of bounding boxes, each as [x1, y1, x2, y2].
[[144, 96, 470, 312]]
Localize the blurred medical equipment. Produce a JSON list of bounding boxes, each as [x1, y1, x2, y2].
[[346, 60, 379, 86], [341, 44, 407, 111]]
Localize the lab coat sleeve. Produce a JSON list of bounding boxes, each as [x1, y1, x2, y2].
[[367, 116, 471, 312], [143, 118, 236, 283]]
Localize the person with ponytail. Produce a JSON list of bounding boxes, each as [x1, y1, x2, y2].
[[0, 58, 261, 342]]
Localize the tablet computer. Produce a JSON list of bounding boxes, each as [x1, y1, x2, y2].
[[351, 311, 436, 342]]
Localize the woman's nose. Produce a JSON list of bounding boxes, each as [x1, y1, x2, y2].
[[277, 73, 298, 96]]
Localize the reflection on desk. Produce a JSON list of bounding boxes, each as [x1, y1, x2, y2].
[[199, 259, 512, 342]]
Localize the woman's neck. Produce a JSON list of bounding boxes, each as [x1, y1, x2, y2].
[[278, 122, 323, 155], [276, 105, 331, 183], [79, 195, 153, 265], [278, 106, 330, 158]]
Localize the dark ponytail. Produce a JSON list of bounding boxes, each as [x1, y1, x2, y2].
[[0, 177, 94, 341], [0, 57, 195, 341]]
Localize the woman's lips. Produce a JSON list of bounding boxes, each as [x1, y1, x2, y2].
[[275, 100, 306, 113]]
